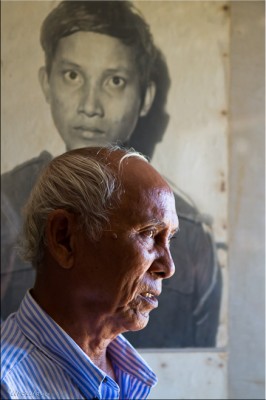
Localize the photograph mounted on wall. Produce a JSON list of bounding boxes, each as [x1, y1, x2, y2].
[[1, 1, 229, 349]]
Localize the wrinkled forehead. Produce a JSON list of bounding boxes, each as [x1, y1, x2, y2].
[[118, 160, 177, 228], [118, 156, 175, 209], [120, 156, 170, 190]]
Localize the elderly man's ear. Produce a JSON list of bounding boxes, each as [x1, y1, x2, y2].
[[139, 82, 156, 117], [45, 210, 78, 269]]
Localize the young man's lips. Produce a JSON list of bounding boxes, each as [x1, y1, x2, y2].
[[74, 127, 105, 138]]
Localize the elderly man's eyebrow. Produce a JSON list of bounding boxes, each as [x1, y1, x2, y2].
[[142, 219, 165, 228], [171, 227, 180, 236], [144, 219, 180, 233]]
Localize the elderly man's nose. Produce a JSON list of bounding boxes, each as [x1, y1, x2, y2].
[[78, 85, 104, 117], [150, 248, 175, 279]]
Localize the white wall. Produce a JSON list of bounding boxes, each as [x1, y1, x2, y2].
[[141, 350, 227, 399], [228, 2, 265, 399]]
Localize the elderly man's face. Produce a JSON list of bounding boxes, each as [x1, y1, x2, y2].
[[39, 31, 155, 151], [73, 158, 179, 333]]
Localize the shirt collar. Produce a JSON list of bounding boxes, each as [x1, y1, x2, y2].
[[108, 335, 157, 387], [16, 291, 157, 397]]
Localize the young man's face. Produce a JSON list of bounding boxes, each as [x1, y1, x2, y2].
[[39, 31, 155, 150]]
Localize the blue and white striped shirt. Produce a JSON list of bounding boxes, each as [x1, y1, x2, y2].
[[1, 291, 157, 399]]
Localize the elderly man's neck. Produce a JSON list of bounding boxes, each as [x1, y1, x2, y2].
[[31, 280, 120, 362]]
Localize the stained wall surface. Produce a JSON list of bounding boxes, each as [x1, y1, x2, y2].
[[228, 2, 265, 399]]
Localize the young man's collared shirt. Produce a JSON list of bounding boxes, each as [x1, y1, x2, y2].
[[1, 291, 157, 399]]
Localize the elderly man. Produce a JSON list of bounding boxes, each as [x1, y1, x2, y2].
[[1, 146, 179, 399]]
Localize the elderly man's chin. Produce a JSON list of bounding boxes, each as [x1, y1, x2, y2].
[[121, 307, 152, 333]]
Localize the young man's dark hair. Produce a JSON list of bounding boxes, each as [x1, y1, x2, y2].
[[41, 0, 156, 101]]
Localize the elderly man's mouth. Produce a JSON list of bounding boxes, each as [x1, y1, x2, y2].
[[139, 292, 159, 308]]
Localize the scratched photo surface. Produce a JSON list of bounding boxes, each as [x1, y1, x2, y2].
[[1, 1, 229, 348]]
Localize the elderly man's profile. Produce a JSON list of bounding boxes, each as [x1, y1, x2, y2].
[[1, 0, 222, 348], [1, 146, 179, 399]]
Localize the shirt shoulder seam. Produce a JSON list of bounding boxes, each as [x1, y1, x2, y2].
[[1, 342, 36, 382]]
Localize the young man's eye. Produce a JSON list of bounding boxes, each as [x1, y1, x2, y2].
[[109, 76, 126, 88], [63, 70, 82, 84]]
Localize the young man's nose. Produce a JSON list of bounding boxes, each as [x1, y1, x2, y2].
[[78, 84, 104, 117]]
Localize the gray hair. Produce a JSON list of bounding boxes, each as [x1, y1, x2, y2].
[[19, 146, 147, 268]]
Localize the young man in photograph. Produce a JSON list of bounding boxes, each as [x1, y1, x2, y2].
[[1, 0, 221, 348]]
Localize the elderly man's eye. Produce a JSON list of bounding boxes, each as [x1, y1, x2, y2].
[[143, 229, 156, 239], [168, 234, 177, 245]]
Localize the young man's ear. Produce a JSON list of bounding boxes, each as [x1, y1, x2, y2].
[[38, 66, 51, 104], [139, 81, 156, 117], [45, 210, 77, 269]]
